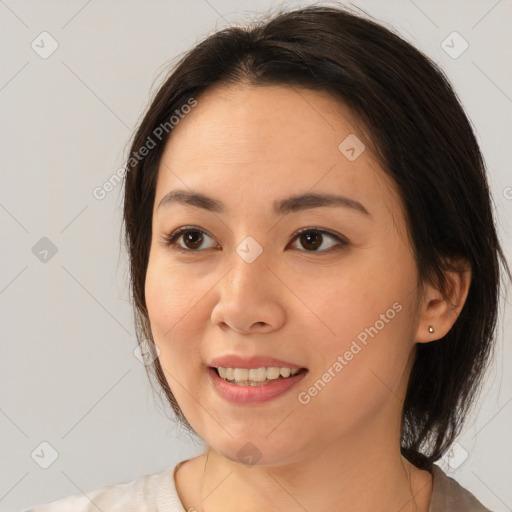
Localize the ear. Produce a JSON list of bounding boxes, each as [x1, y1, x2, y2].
[[414, 258, 472, 343]]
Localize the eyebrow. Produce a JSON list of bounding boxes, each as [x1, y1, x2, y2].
[[157, 189, 371, 217]]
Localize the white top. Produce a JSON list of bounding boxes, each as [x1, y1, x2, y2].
[[22, 461, 491, 511], [22, 463, 185, 512]]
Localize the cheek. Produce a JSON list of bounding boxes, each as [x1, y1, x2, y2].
[[144, 258, 205, 377], [145, 263, 212, 429], [145, 253, 206, 334], [298, 265, 416, 417]]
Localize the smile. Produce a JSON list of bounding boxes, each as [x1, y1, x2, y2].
[[217, 366, 302, 385], [209, 366, 308, 403]]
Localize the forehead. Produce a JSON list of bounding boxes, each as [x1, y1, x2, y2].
[[162, 83, 364, 163], [154, 83, 401, 221]]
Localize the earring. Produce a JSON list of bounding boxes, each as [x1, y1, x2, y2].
[[428, 325, 435, 333]]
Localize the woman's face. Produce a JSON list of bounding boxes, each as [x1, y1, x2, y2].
[[145, 83, 424, 465]]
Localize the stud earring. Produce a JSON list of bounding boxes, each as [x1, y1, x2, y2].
[[428, 325, 435, 333]]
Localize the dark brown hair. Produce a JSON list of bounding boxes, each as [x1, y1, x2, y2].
[[122, 5, 510, 469]]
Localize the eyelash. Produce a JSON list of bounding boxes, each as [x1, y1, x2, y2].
[[161, 226, 349, 254]]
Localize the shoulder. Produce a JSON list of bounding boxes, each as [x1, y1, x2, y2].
[[21, 463, 185, 512], [429, 464, 493, 512]]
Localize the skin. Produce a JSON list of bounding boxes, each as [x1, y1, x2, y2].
[[144, 83, 471, 512]]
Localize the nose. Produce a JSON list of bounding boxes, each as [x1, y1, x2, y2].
[[210, 249, 286, 334]]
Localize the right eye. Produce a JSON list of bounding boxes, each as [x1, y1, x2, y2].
[[163, 226, 218, 252]]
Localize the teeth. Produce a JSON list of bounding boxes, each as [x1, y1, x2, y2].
[[266, 367, 281, 379], [217, 366, 301, 384], [280, 368, 291, 378], [249, 368, 267, 382], [233, 368, 249, 381]]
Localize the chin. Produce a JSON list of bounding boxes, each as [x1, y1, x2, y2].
[[208, 434, 304, 468]]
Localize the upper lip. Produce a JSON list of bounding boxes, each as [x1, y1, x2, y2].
[[209, 355, 306, 370]]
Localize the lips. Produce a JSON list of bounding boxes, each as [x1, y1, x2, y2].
[[208, 354, 306, 370], [208, 366, 308, 404]]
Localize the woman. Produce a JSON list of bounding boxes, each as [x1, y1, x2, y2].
[[25, 4, 509, 511]]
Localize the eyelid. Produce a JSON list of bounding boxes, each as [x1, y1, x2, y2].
[[162, 225, 348, 253]]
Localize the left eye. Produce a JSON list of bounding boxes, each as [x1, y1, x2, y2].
[[289, 228, 348, 252], [163, 227, 348, 253]]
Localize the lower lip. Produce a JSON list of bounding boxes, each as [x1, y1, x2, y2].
[[209, 367, 307, 404]]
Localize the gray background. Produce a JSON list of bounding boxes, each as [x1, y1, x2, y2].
[[0, 0, 511, 510]]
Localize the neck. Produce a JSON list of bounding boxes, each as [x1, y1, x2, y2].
[[176, 434, 433, 512]]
